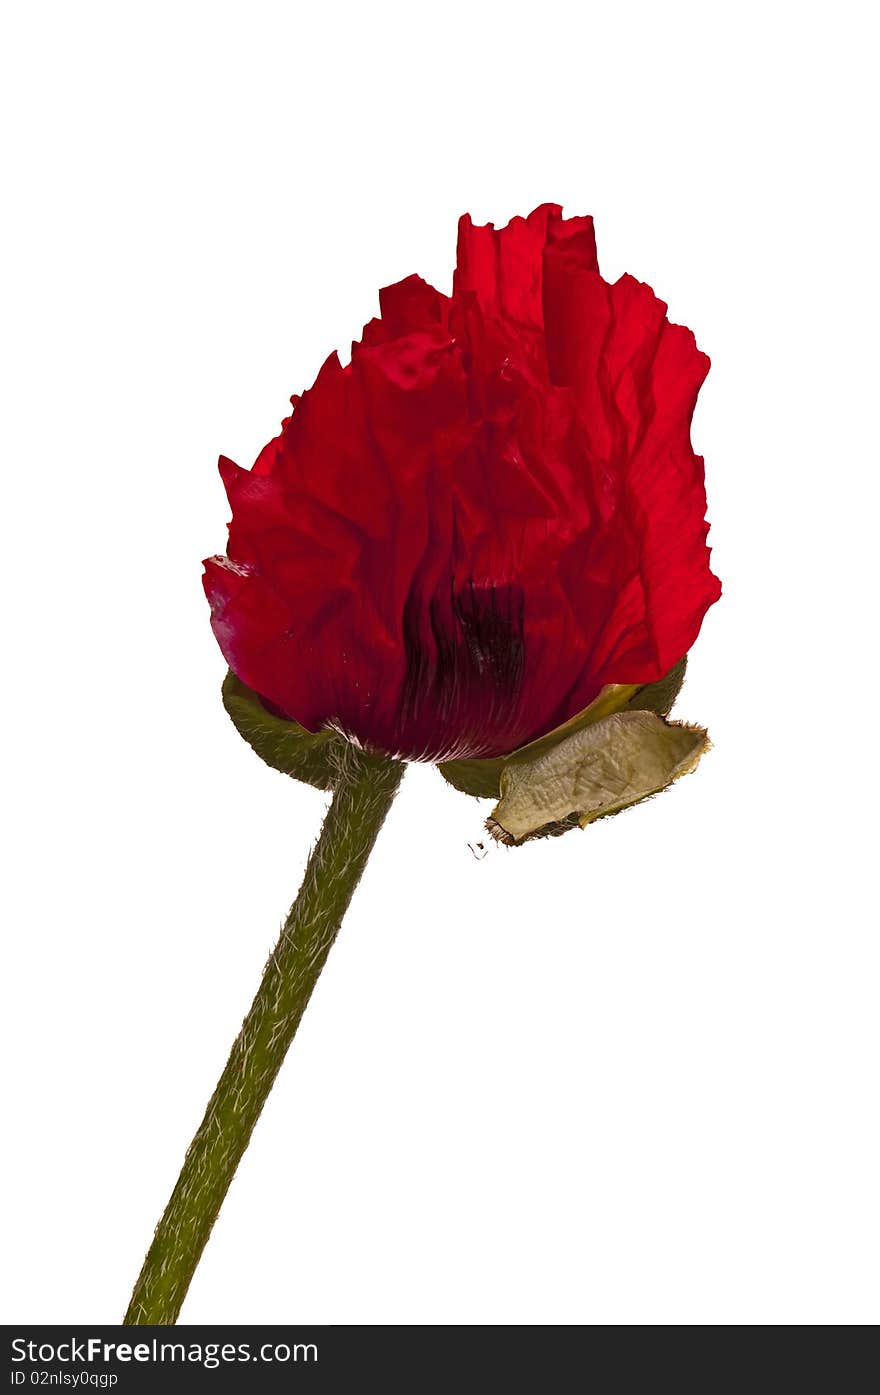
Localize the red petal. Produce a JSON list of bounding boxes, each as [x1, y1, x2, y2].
[[205, 207, 720, 761]]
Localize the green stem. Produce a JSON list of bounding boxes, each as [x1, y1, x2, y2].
[[124, 745, 404, 1325]]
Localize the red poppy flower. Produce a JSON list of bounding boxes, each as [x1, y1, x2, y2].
[[204, 204, 720, 763]]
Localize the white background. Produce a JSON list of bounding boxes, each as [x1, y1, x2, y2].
[[2, 1, 877, 1326]]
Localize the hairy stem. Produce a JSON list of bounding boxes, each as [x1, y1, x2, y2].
[[124, 745, 404, 1324]]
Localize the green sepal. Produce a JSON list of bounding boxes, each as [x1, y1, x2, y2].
[[435, 755, 507, 800], [437, 658, 688, 800], [221, 671, 344, 791], [625, 656, 687, 717]]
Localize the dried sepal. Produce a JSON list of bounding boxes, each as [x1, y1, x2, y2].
[[438, 659, 689, 801], [437, 683, 639, 799], [488, 708, 708, 845]]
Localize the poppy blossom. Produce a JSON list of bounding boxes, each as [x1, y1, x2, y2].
[[204, 204, 720, 763]]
